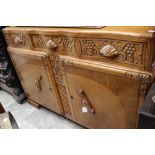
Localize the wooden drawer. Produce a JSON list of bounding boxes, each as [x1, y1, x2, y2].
[[60, 56, 153, 128], [78, 38, 146, 70], [29, 34, 76, 56], [3, 26, 155, 72], [7, 47, 63, 114], [4, 33, 30, 49]]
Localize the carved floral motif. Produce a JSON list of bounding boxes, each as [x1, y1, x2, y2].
[[80, 39, 144, 65]]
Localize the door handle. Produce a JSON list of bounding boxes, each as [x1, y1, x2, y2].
[[35, 75, 42, 92], [79, 89, 95, 114]]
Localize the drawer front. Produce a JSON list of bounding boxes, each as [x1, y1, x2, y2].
[[30, 34, 76, 55], [8, 49, 61, 113], [5, 33, 30, 49], [60, 57, 153, 128], [79, 38, 145, 69]]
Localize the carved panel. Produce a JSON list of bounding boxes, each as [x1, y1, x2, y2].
[[5, 33, 29, 48], [80, 39, 144, 65], [30, 34, 45, 49], [50, 55, 64, 85], [30, 34, 75, 54], [53, 36, 74, 53], [50, 54, 72, 116], [57, 84, 71, 116]]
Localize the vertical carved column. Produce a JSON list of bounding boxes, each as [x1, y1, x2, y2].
[[44, 36, 76, 118], [50, 54, 72, 117]]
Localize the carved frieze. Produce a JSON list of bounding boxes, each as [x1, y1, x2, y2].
[[80, 39, 144, 65], [50, 36, 74, 52], [30, 34, 75, 54], [5, 33, 29, 48]]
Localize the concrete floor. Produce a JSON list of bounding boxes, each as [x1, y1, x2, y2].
[[0, 90, 84, 129]]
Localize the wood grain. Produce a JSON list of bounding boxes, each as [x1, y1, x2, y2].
[[3, 26, 155, 128]]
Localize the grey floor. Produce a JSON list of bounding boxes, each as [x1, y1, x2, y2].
[[0, 90, 84, 129]]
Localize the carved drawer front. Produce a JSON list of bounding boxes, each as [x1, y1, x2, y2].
[[5, 33, 30, 49], [60, 56, 153, 128], [30, 34, 76, 55], [79, 38, 145, 69], [8, 48, 61, 113]]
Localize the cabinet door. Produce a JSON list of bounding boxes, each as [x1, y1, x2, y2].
[[61, 58, 141, 128], [8, 49, 61, 113]]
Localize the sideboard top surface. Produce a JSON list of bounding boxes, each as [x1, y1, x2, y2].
[[3, 26, 155, 40]]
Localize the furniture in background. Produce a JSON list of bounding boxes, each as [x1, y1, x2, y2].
[[3, 26, 155, 128], [138, 82, 155, 128], [0, 102, 19, 129], [0, 102, 5, 113], [0, 27, 26, 103]]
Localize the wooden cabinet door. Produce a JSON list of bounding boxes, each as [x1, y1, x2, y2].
[[61, 57, 141, 128], [8, 48, 61, 113]]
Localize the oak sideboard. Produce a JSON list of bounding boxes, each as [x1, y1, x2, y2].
[[3, 26, 155, 128]]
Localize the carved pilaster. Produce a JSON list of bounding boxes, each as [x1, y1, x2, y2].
[[50, 54, 72, 116]]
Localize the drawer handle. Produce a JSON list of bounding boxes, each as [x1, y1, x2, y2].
[[15, 36, 23, 44], [100, 45, 119, 58], [35, 75, 42, 92], [79, 89, 95, 114], [46, 40, 57, 50]]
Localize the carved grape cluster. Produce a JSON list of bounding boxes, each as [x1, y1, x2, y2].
[[123, 44, 136, 56], [84, 40, 96, 55], [85, 40, 95, 48], [63, 37, 73, 48], [32, 35, 45, 48]]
